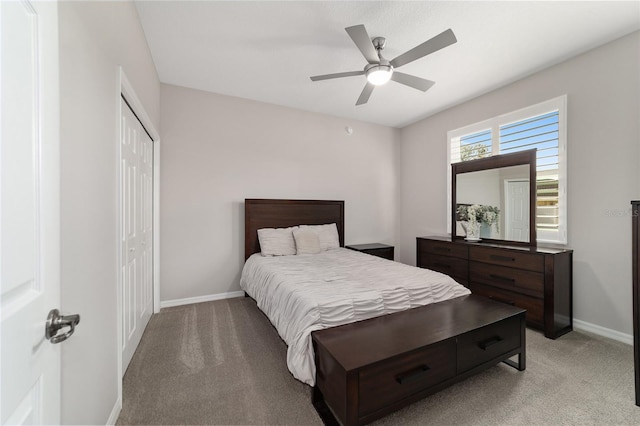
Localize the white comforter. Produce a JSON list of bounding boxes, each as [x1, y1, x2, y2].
[[239, 248, 470, 386]]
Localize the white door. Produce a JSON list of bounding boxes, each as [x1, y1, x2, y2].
[[121, 98, 153, 372], [505, 180, 530, 242], [1, 1, 62, 424]]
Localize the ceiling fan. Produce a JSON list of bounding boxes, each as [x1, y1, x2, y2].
[[310, 25, 457, 105]]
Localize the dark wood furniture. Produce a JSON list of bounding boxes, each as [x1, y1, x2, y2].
[[244, 199, 345, 260], [632, 201, 640, 406], [243, 199, 526, 424], [312, 295, 526, 426], [417, 236, 573, 339], [452, 149, 537, 246], [346, 243, 394, 260]]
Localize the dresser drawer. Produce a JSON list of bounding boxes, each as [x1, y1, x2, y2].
[[470, 261, 543, 297], [358, 340, 456, 416], [457, 315, 521, 373], [419, 239, 468, 259], [469, 246, 544, 272], [468, 282, 544, 327], [419, 253, 468, 284]]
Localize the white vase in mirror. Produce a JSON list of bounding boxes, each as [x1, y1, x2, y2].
[[462, 221, 481, 242]]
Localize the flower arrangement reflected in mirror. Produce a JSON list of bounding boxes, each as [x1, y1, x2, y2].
[[456, 204, 500, 241]]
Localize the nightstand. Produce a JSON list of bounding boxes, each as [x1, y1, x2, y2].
[[346, 243, 394, 261]]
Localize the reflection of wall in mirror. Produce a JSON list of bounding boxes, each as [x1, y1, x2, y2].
[[457, 169, 501, 238]]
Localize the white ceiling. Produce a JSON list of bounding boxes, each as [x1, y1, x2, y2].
[[135, 1, 640, 128]]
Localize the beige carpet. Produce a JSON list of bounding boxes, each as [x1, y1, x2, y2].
[[117, 297, 640, 425]]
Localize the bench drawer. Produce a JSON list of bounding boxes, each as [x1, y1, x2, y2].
[[457, 315, 521, 373], [358, 340, 456, 416]]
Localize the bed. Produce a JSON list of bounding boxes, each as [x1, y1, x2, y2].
[[242, 199, 526, 426]]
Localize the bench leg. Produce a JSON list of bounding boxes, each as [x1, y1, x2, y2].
[[502, 351, 526, 371], [502, 316, 526, 371]]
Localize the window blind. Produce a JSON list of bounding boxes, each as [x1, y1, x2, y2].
[[499, 111, 560, 232]]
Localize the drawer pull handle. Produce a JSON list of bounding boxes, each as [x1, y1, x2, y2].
[[434, 247, 451, 253], [434, 262, 451, 269], [489, 274, 516, 283], [478, 336, 503, 350], [395, 364, 430, 384], [489, 254, 515, 262]]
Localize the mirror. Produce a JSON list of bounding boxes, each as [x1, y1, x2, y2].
[[452, 150, 537, 246]]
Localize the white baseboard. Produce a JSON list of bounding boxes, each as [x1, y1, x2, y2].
[[573, 319, 633, 346], [160, 291, 245, 309], [106, 396, 121, 425]]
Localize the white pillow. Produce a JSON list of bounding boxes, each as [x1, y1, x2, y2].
[[293, 228, 321, 255], [257, 226, 298, 256], [300, 223, 340, 251]]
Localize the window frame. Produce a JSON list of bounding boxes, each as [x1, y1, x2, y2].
[[446, 95, 568, 245]]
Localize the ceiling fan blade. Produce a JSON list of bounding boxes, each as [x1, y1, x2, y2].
[[390, 28, 457, 68], [391, 72, 435, 92], [310, 70, 364, 81], [345, 25, 379, 64], [356, 82, 375, 106]]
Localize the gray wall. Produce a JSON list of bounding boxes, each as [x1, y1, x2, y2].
[[399, 31, 640, 336], [58, 1, 160, 423], [159, 83, 400, 302]]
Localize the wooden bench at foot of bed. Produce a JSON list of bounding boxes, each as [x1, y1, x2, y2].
[[311, 294, 526, 426]]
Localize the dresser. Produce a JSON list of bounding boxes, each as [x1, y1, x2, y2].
[[631, 201, 640, 406], [417, 236, 573, 339]]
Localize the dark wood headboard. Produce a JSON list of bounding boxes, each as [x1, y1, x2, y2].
[[244, 199, 345, 260]]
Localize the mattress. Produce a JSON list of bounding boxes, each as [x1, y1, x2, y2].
[[239, 247, 471, 386]]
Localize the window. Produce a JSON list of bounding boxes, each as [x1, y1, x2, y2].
[[447, 96, 567, 244], [457, 129, 492, 161]]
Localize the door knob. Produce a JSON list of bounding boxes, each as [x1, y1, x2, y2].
[[45, 309, 80, 344]]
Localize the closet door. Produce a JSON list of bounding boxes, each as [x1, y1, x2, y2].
[[121, 98, 153, 372]]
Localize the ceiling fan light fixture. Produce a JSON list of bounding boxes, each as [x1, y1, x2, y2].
[[366, 64, 393, 85]]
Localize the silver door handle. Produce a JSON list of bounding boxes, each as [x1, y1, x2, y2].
[[45, 309, 80, 344]]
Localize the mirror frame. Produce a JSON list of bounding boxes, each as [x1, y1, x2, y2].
[[451, 149, 537, 247]]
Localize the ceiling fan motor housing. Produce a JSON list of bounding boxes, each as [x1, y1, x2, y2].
[[367, 35, 393, 86]]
